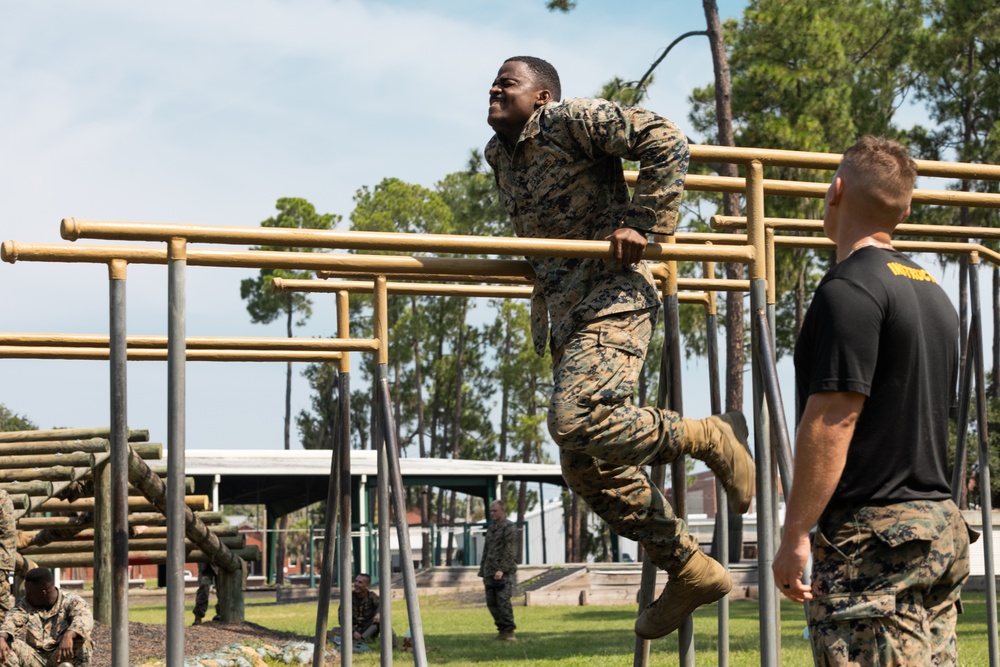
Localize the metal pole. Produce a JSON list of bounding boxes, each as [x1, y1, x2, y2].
[[663, 253, 694, 666], [377, 411, 392, 667], [109, 259, 129, 667], [374, 274, 426, 666], [336, 290, 355, 667], [747, 161, 780, 665], [704, 266, 729, 667], [951, 321, 975, 505], [310, 382, 340, 667], [968, 258, 1000, 667], [166, 238, 187, 667]]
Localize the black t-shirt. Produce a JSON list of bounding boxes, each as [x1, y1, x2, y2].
[[794, 246, 958, 508]]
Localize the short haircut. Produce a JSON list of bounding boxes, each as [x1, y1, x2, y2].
[[838, 136, 917, 225], [490, 500, 505, 510], [356, 573, 372, 584], [25, 567, 54, 587], [504, 56, 561, 101]]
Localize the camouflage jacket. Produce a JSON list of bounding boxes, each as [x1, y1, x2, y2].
[[0, 590, 93, 651], [485, 97, 690, 354], [340, 589, 379, 634], [0, 492, 15, 573], [478, 519, 518, 579]]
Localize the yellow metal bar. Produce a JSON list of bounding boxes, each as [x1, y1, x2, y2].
[[0, 333, 375, 351], [0, 347, 346, 362], [316, 270, 534, 284], [276, 278, 535, 299], [686, 144, 1000, 180], [4, 242, 753, 270], [703, 260, 717, 317], [374, 275, 388, 366], [336, 291, 350, 374], [712, 215, 1000, 241], [765, 228, 776, 306], [747, 161, 767, 281], [108, 259, 127, 281]]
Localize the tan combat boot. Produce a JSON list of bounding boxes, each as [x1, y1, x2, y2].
[[497, 630, 517, 641], [679, 411, 754, 513], [634, 550, 731, 640]]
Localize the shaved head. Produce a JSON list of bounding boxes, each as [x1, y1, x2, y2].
[[838, 136, 917, 228]]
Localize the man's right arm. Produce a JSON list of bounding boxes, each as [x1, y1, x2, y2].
[[772, 390, 863, 602]]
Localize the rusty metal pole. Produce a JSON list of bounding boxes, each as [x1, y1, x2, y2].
[[109, 259, 130, 667]]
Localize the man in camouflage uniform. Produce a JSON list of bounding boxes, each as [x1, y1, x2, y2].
[[774, 136, 973, 665], [336, 573, 393, 645], [0, 567, 93, 667], [478, 500, 519, 641], [0, 491, 16, 626], [484, 55, 755, 640], [191, 561, 218, 625]]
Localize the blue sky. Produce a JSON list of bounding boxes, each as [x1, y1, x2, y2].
[[0, 0, 968, 456]]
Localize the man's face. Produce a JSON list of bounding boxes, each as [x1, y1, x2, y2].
[[488, 61, 547, 141], [25, 581, 57, 609], [489, 503, 505, 523], [353, 575, 370, 595]]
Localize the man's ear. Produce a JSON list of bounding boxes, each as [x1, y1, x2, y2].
[[534, 89, 552, 109], [828, 176, 845, 206]]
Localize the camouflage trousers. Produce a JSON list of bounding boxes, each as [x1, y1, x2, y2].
[[549, 308, 696, 572], [2, 637, 92, 667], [0, 575, 13, 626], [483, 576, 516, 632], [809, 499, 972, 666]]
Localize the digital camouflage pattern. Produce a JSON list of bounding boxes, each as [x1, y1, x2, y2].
[[0, 591, 93, 667], [0, 491, 15, 574], [809, 500, 972, 666], [552, 309, 696, 572], [340, 589, 380, 636], [478, 519, 519, 579], [479, 519, 519, 632], [0, 636, 92, 667], [484, 97, 689, 355]]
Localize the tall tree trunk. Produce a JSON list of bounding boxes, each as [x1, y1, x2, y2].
[[704, 0, 746, 563], [411, 304, 431, 569], [571, 493, 582, 562], [275, 305, 295, 585]]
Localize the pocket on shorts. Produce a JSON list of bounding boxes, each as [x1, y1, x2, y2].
[[864, 505, 939, 548]]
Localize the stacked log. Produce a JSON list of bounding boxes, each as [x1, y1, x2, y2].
[[0, 426, 255, 622]]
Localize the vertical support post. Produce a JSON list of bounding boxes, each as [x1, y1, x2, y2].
[[968, 255, 1000, 667], [92, 457, 111, 624], [747, 161, 779, 665], [217, 560, 246, 623], [664, 239, 694, 667], [309, 523, 316, 590], [166, 238, 187, 667], [108, 259, 129, 667], [704, 260, 729, 667], [374, 275, 427, 667], [377, 423, 392, 667]]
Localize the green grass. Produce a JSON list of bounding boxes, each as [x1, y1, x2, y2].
[[129, 592, 998, 666]]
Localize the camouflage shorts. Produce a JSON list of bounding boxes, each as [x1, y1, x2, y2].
[[809, 499, 971, 666]]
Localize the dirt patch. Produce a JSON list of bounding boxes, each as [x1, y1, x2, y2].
[[91, 620, 316, 666]]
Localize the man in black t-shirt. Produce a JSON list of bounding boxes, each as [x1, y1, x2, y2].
[[773, 136, 972, 666]]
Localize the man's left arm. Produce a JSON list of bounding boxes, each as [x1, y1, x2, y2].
[[580, 103, 690, 236], [772, 391, 864, 603], [65, 595, 94, 640]]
